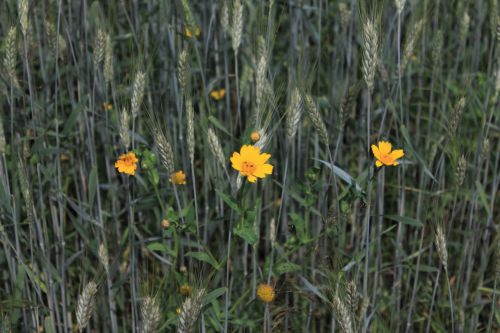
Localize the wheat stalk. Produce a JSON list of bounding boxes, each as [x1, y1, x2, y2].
[[155, 129, 175, 176], [180, 0, 197, 31], [286, 88, 302, 141], [448, 97, 465, 136], [304, 94, 329, 146], [186, 96, 195, 163], [131, 70, 146, 118], [434, 224, 448, 271], [4, 27, 19, 86], [18, 159, 33, 224], [338, 82, 360, 132], [0, 116, 5, 154], [455, 155, 466, 188], [221, 0, 230, 32], [231, 0, 243, 54], [177, 46, 189, 93], [331, 296, 354, 333], [119, 108, 131, 149], [93, 29, 106, 66], [460, 11, 470, 47], [76, 281, 98, 332], [360, 17, 379, 92], [400, 19, 424, 77], [177, 289, 206, 333], [98, 243, 109, 275], [207, 128, 227, 173], [255, 52, 267, 109], [141, 296, 161, 333], [18, 0, 29, 37], [103, 34, 114, 83], [345, 280, 359, 319], [395, 0, 406, 14]]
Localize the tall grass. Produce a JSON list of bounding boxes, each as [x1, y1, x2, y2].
[[0, 0, 498, 332]]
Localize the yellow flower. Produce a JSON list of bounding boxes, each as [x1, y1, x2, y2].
[[230, 145, 273, 183], [185, 27, 201, 38], [176, 307, 181, 315], [210, 88, 226, 101], [114, 152, 139, 175], [371, 141, 404, 167], [170, 170, 187, 185], [179, 284, 192, 295], [161, 219, 170, 229], [250, 131, 261, 143], [103, 102, 112, 111], [256, 283, 275, 303]]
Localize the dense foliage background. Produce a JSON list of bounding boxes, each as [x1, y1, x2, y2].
[[0, 0, 499, 332]]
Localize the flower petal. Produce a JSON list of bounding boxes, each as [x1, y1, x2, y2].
[[257, 153, 271, 164], [371, 144, 381, 160], [378, 141, 392, 155], [247, 175, 257, 183], [375, 160, 383, 167], [389, 149, 404, 160], [254, 163, 273, 178], [230, 152, 242, 171]]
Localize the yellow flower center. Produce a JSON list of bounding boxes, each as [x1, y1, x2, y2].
[[379, 153, 394, 165], [241, 161, 257, 175]]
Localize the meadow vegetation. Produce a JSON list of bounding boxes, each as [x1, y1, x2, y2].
[[0, 0, 499, 332]]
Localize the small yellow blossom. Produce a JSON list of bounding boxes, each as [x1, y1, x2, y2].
[[114, 152, 139, 175], [170, 170, 187, 185], [230, 145, 273, 183], [371, 141, 404, 167], [250, 131, 261, 143], [179, 284, 192, 295], [256, 283, 276, 303], [161, 219, 170, 229], [210, 88, 226, 101], [103, 102, 113, 111], [185, 27, 201, 38], [176, 307, 182, 315]]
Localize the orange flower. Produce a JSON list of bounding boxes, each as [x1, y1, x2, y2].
[[179, 284, 192, 295], [371, 141, 404, 167], [185, 27, 201, 38], [170, 170, 187, 185], [230, 145, 273, 183], [250, 131, 261, 143], [103, 102, 113, 111], [114, 152, 139, 175], [210, 88, 226, 101], [256, 283, 276, 303]]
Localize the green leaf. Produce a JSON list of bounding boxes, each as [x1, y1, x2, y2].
[[146, 242, 176, 257], [276, 262, 301, 275], [62, 106, 81, 136], [385, 214, 423, 227], [215, 189, 241, 213], [185, 251, 220, 269], [316, 159, 363, 193], [203, 287, 227, 306], [475, 180, 491, 216], [417, 265, 439, 273], [208, 115, 231, 136], [234, 222, 258, 245]]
